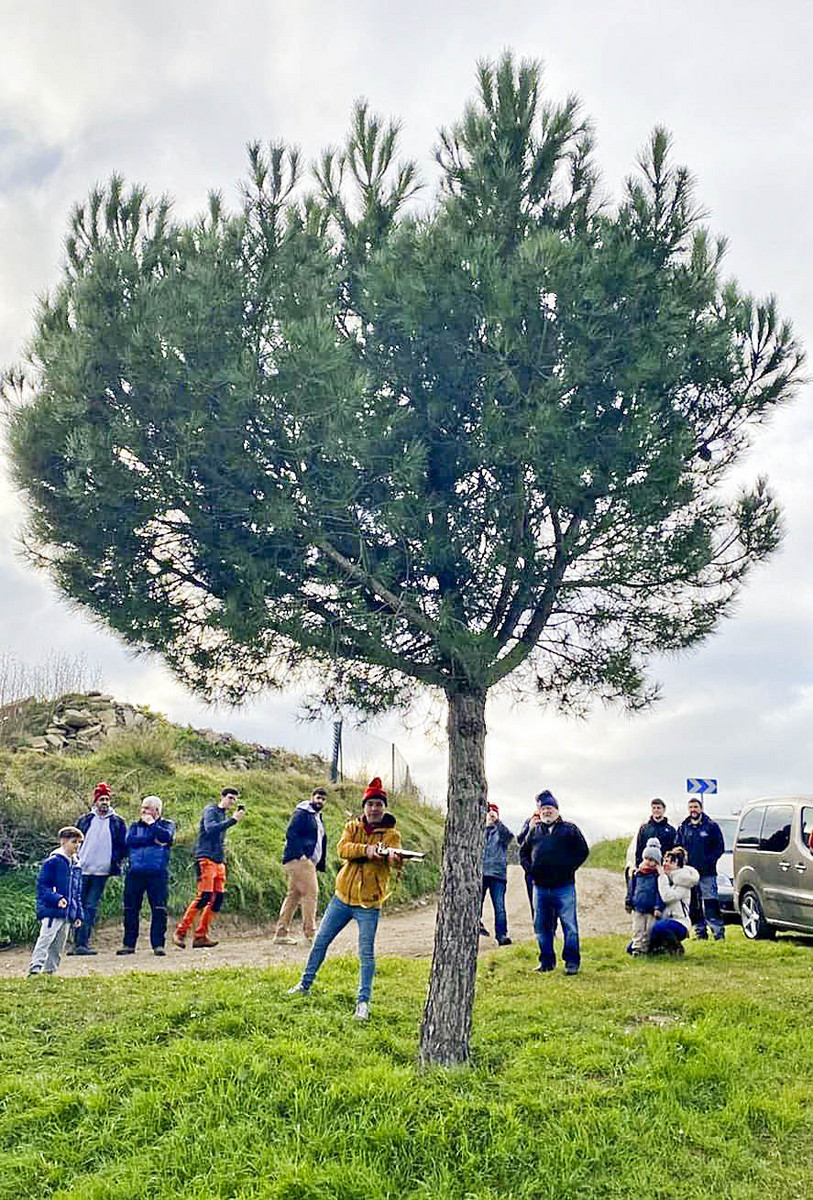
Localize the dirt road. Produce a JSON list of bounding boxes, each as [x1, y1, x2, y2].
[[1, 866, 628, 978]]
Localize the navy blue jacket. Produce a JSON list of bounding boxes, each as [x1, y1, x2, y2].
[[482, 820, 514, 880], [626, 869, 661, 914], [76, 810, 128, 875], [634, 818, 676, 867], [125, 818, 175, 873], [525, 819, 590, 888], [283, 804, 327, 872], [675, 814, 725, 878], [36, 851, 84, 922], [194, 804, 236, 863]]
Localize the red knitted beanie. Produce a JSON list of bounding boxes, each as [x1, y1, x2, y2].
[[93, 782, 112, 803], [362, 777, 388, 805]]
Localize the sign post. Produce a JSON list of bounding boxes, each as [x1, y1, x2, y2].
[[686, 778, 718, 797]]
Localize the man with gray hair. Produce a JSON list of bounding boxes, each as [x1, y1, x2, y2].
[[117, 796, 175, 957], [521, 790, 589, 976]]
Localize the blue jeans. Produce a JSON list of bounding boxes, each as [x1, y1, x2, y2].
[[481, 876, 508, 941], [74, 874, 109, 946], [534, 882, 580, 970], [648, 918, 688, 952], [300, 896, 380, 1003], [691, 876, 724, 939]]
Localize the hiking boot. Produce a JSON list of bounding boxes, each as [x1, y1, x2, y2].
[[172, 931, 186, 949], [153, 947, 167, 957], [69, 946, 98, 956], [272, 935, 299, 946], [286, 982, 308, 996], [116, 946, 135, 956], [354, 1001, 370, 1021], [192, 936, 219, 948], [498, 937, 513, 946], [564, 963, 580, 976]]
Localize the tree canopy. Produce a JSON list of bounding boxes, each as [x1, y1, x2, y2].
[[7, 53, 803, 1063]]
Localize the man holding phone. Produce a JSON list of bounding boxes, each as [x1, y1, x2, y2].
[[174, 786, 246, 949]]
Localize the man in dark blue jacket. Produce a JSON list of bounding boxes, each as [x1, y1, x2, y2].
[[523, 790, 589, 975], [27, 827, 85, 976], [479, 804, 514, 945], [174, 787, 245, 948], [117, 796, 175, 956], [71, 781, 127, 955], [676, 798, 726, 941], [273, 787, 328, 945], [634, 798, 676, 866]]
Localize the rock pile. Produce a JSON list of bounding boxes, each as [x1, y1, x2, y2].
[[26, 693, 149, 754]]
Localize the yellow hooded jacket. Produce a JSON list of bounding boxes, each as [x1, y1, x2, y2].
[[334, 816, 402, 908]]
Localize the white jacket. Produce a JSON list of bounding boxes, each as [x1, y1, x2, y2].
[[657, 865, 699, 930]]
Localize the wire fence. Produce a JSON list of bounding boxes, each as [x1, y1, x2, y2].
[[330, 720, 422, 800]]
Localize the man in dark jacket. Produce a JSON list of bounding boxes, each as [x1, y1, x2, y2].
[[634, 798, 676, 867], [273, 787, 328, 945], [174, 786, 245, 949], [524, 790, 589, 975], [71, 781, 127, 955], [117, 796, 176, 956], [676, 798, 726, 941], [479, 804, 514, 945], [27, 826, 85, 976]]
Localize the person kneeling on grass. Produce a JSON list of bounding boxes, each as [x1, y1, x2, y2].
[[287, 777, 402, 1021], [625, 838, 663, 956], [27, 827, 85, 977], [117, 796, 176, 957], [647, 846, 699, 956]]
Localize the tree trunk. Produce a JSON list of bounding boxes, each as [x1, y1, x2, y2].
[[419, 686, 487, 1066]]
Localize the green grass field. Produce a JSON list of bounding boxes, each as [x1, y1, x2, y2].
[[2, 934, 812, 1199]]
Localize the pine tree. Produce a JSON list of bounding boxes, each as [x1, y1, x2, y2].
[[7, 55, 803, 1064]]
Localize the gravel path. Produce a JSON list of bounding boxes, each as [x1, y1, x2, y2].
[[0, 865, 628, 978]]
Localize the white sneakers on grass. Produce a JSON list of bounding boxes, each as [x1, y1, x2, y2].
[[354, 1002, 369, 1021]]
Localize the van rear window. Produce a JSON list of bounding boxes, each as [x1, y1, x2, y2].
[[736, 806, 764, 848]]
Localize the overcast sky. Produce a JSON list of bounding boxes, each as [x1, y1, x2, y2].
[[0, 1, 811, 840]]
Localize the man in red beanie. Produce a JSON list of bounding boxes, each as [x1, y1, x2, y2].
[[287, 777, 401, 1020], [71, 782, 127, 954]]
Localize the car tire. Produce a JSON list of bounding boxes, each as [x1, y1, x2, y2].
[[739, 890, 776, 941]]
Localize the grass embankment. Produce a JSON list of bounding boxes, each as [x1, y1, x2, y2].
[[588, 835, 629, 873], [0, 724, 443, 946], [1, 936, 812, 1198]]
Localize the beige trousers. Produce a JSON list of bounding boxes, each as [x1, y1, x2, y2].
[[630, 911, 655, 953], [276, 858, 319, 937]]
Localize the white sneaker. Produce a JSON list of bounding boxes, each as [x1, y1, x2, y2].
[[286, 982, 308, 996], [354, 1001, 370, 1020], [273, 935, 299, 946]]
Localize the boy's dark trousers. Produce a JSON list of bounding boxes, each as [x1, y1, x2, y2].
[[123, 870, 169, 949]]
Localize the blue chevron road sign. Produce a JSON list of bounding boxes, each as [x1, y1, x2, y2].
[[687, 778, 717, 795]]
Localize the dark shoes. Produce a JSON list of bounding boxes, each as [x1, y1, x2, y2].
[[192, 936, 219, 948], [498, 937, 512, 946], [68, 946, 97, 956], [153, 948, 167, 957], [172, 932, 186, 949], [534, 964, 555, 973], [564, 963, 580, 976], [479, 925, 490, 937], [116, 947, 135, 956]]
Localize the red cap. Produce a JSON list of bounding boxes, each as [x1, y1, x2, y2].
[[487, 803, 499, 815], [362, 777, 388, 805], [93, 782, 112, 803]]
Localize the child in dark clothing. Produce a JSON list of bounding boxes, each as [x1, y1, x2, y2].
[[625, 838, 663, 955]]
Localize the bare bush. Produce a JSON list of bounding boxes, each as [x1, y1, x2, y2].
[[0, 649, 104, 747]]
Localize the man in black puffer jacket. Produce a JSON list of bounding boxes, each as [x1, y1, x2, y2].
[[523, 790, 589, 976]]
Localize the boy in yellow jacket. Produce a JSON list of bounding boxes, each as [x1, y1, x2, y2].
[[288, 778, 401, 1019]]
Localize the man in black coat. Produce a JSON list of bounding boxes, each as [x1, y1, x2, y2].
[[523, 790, 589, 976], [634, 798, 676, 866], [676, 798, 726, 940]]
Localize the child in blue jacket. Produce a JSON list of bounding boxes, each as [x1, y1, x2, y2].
[[27, 827, 85, 976], [625, 838, 663, 955]]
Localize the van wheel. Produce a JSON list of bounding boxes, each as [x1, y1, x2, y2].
[[740, 890, 776, 940]]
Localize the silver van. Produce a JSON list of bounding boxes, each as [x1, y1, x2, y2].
[[733, 797, 813, 938]]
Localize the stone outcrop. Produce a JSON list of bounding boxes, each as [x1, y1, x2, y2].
[[20, 692, 149, 756]]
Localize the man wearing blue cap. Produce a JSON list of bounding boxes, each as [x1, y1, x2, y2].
[[522, 790, 589, 976]]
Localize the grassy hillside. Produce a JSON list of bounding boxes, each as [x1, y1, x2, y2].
[[0, 722, 443, 946], [1, 935, 812, 1198], [588, 835, 630, 873]]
